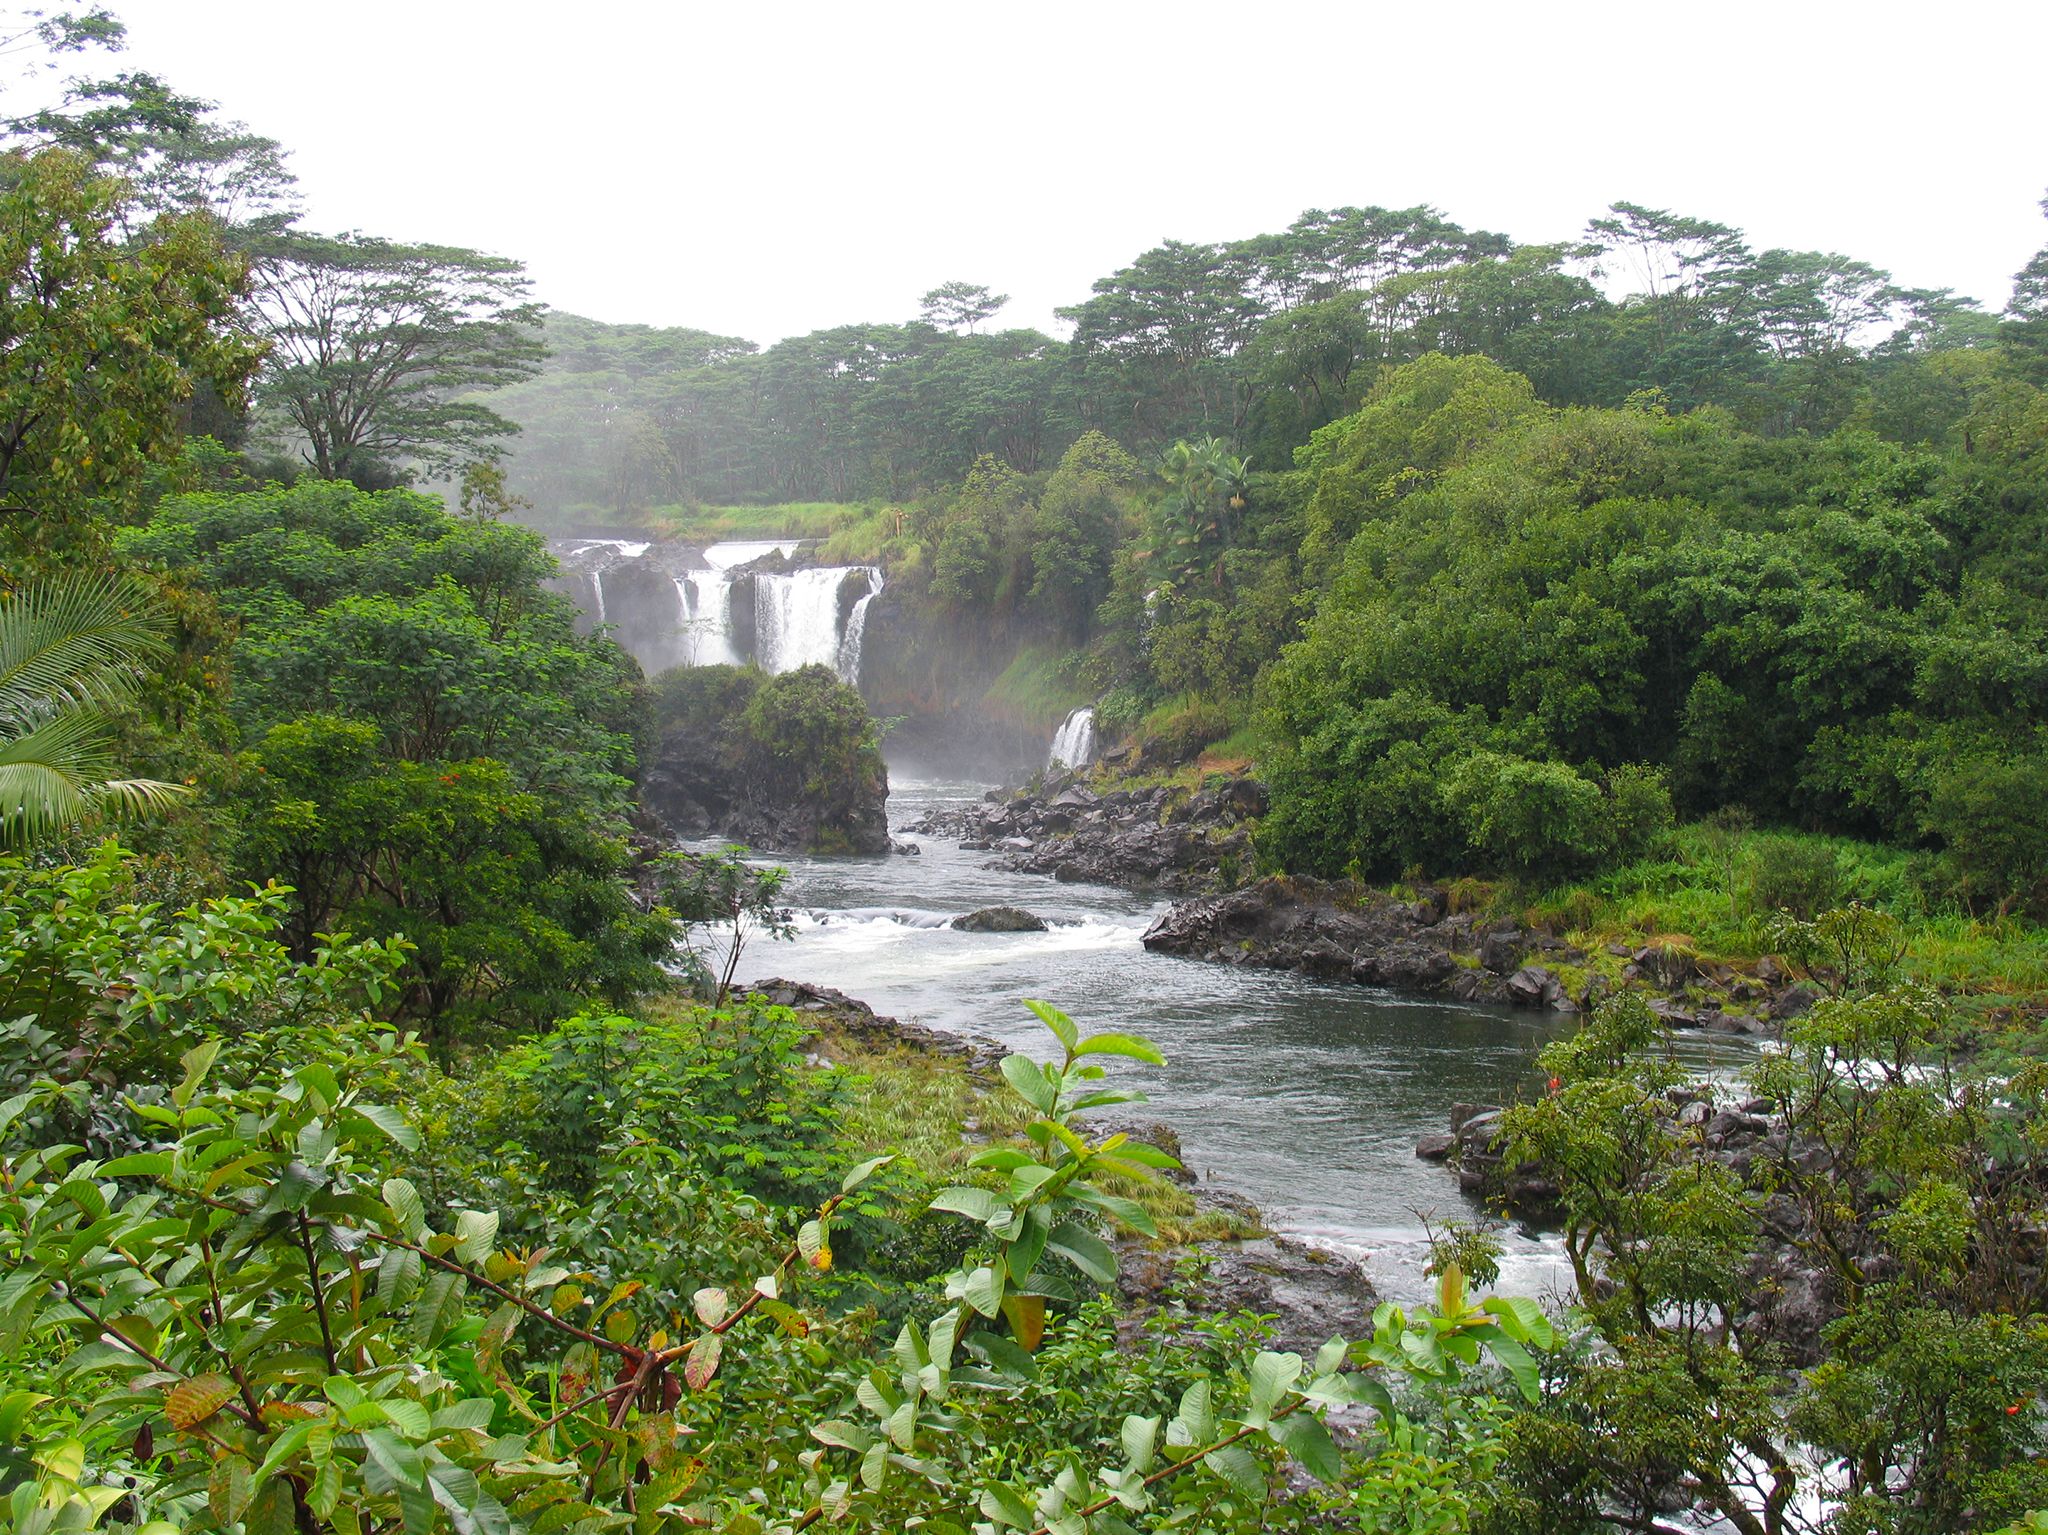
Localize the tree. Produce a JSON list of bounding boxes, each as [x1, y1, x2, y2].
[[2005, 190, 2048, 385], [250, 230, 546, 483], [0, 572, 186, 848], [918, 279, 1009, 333], [0, 147, 259, 558]]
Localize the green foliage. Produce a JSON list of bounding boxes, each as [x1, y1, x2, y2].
[[0, 859, 1565, 1535], [0, 147, 260, 562], [0, 574, 189, 848], [1497, 952, 2048, 1532], [117, 479, 669, 1038]]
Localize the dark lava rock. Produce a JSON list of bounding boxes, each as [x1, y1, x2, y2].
[[1141, 877, 1552, 1007], [1119, 1236, 1377, 1359], [951, 906, 1049, 933], [1415, 1132, 1456, 1161]]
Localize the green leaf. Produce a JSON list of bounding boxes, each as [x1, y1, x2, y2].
[[1271, 1412, 1341, 1482], [965, 1330, 1038, 1380], [977, 1484, 1034, 1529], [998, 1054, 1058, 1114], [692, 1287, 728, 1327], [927, 1186, 998, 1222], [1071, 1032, 1166, 1065], [962, 1265, 1004, 1318], [811, 1420, 873, 1452], [173, 1039, 222, 1110], [382, 1178, 426, 1241], [453, 1209, 499, 1264], [1044, 1224, 1117, 1285], [840, 1154, 894, 1192], [1485, 1334, 1541, 1403], [1021, 999, 1079, 1053], [1248, 1351, 1304, 1418], [1119, 1413, 1160, 1472], [1172, 1379, 1214, 1443], [1203, 1443, 1266, 1500], [350, 1103, 419, 1150]]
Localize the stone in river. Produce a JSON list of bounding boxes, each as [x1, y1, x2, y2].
[[950, 906, 1050, 933]]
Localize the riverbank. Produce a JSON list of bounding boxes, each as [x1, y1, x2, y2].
[[937, 769, 2048, 1030], [747, 976, 1381, 1354]]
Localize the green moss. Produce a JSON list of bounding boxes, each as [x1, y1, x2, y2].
[[981, 644, 1092, 733]]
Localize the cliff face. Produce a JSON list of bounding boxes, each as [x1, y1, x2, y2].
[[857, 587, 1069, 778], [640, 664, 890, 855]]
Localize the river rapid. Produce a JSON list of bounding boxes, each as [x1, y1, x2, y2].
[[732, 772, 1754, 1305]]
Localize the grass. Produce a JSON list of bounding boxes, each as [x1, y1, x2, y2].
[[646, 501, 879, 542], [1508, 821, 2048, 1005], [981, 644, 1093, 733]]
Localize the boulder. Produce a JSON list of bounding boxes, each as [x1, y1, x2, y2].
[[951, 906, 1049, 933]]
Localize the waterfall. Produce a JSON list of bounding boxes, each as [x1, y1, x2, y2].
[[550, 539, 883, 685], [837, 569, 884, 685], [677, 571, 742, 666], [753, 568, 855, 673], [1048, 707, 1097, 770]]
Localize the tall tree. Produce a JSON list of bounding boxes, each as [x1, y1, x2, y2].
[[2005, 191, 2048, 385], [919, 279, 1009, 333], [250, 230, 546, 484], [0, 146, 259, 559]]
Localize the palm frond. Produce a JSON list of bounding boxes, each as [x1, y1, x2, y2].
[[0, 705, 187, 849], [0, 571, 175, 725]]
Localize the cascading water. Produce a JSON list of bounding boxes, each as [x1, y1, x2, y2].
[[551, 538, 882, 686], [1048, 706, 1097, 770], [678, 570, 742, 666], [754, 567, 859, 673], [837, 569, 884, 682]]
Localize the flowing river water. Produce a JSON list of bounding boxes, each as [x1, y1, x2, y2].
[[734, 772, 1758, 1305]]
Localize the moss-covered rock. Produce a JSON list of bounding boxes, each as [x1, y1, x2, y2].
[[640, 663, 890, 854]]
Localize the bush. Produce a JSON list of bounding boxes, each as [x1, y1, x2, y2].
[[1745, 835, 1845, 918], [1923, 754, 2048, 916], [1440, 750, 1607, 876]]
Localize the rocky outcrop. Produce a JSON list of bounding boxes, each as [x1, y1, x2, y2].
[[950, 906, 1049, 933], [641, 665, 891, 855], [1142, 876, 1815, 1029], [906, 773, 1267, 894]]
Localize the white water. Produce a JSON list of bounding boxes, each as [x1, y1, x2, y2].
[[1048, 706, 1098, 769], [755, 567, 859, 673], [837, 570, 884, 682], [703, 539, 802, 571], [553, 539, 882, 686]]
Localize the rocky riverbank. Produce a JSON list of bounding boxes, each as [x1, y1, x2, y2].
[[1419, 1089, 1841, 1361], [903, 771, 1266, 894], [1142, 875, 1817, 1035], [744, 975, 1379, 1354]]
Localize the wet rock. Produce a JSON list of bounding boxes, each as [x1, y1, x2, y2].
[[951, 906, 1048, 933], [1479, 928, 1525, 974], [1415, 1132, 1456, 1161], [889, 840, 921, 856], [957, 838, 991, 850], [1506, 965, 1552, 1007], [1121, 1236, 1376, 1359], [996, 836, 1034, 852]]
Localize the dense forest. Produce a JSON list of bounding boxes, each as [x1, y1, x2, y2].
[[3, 8, 2048, 1535]]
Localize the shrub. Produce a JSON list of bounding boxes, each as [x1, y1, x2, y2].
[[1745, 835, 1845, 918]]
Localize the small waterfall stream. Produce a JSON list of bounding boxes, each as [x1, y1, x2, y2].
[[1048, 706, 1098, 769]]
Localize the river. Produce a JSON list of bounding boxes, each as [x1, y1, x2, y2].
[[733, 772, 1756, 1305]]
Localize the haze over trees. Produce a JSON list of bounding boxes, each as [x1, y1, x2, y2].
[[0, 7, 2046, 1534]]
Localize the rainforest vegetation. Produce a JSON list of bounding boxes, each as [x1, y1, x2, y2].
[[2, 7, 2048, 1535]]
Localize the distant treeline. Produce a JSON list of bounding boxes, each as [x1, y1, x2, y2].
[[495, 200, 2031, 512]]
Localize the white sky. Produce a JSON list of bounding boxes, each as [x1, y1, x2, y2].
[[115, 0, 2047, 346]]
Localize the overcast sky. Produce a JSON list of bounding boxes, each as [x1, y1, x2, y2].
[[114, 0, 2047, 345]]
